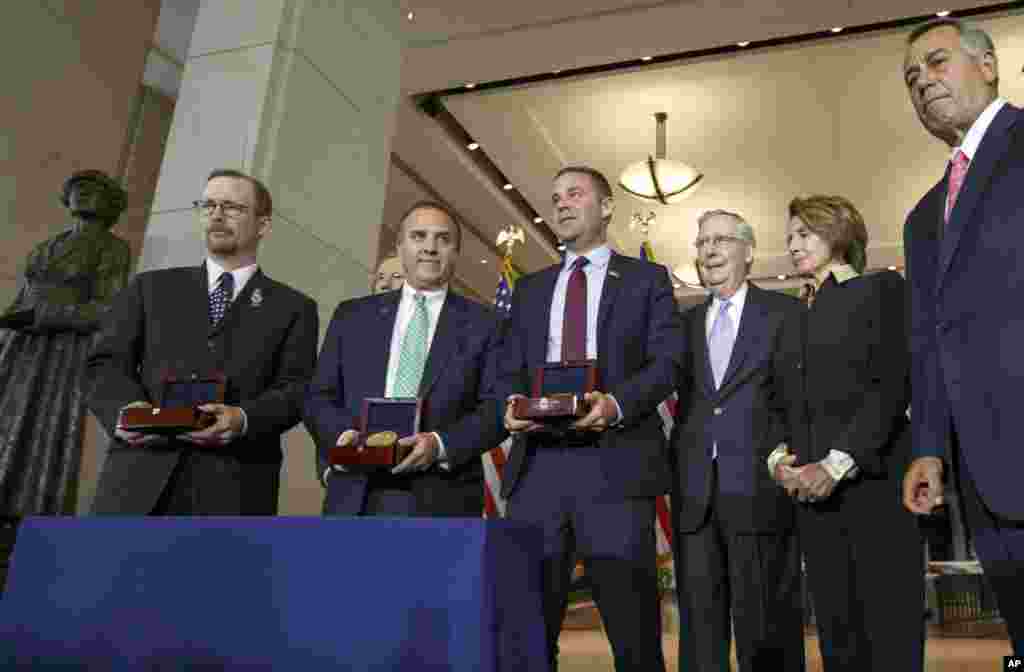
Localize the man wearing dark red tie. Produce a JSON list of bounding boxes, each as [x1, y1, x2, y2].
[[901, 18, 1024, 654], [87, 169, 318, 515], [501, 166, 684, 671]]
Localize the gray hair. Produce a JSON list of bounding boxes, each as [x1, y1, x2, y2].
[[697, 209, 756, 248], [908, 18, 997, 86]]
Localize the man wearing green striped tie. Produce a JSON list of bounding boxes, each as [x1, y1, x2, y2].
[[305, 201, 506, 516]]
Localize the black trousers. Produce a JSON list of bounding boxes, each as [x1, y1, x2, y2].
[[798, 475, 924, 672], [673, 462, 805, 672]]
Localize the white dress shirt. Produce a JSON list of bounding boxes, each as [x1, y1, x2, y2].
[[206, 258, 258, 301], [204, 258, 259, 436], [954, 97, 1006, 163], [706, 282, 748, 459], [546, 245, 622, 423], [705, 281, 748, 343], [385, 283, 447, 397], [547, 245, 612, 362]]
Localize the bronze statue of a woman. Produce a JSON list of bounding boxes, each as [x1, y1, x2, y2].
[[0, 170, 132, 514]]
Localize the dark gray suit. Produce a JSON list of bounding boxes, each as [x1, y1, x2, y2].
[[87, 264, 318, 515]]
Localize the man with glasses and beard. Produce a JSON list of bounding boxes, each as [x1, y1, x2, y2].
[[87, 169, 318, 515]]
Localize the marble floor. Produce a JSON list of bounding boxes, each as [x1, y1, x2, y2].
[[556, 631, 1014, 671]]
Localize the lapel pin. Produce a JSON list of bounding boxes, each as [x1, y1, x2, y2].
[[609, 270, 620, 279], [250, 288, 263, 307]]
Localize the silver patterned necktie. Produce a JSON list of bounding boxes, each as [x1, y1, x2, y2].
[[393, 293, 429, 397], [708, 298, 735, 389]]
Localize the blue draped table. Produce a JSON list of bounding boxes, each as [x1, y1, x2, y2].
[[0, 517, 547, 670]]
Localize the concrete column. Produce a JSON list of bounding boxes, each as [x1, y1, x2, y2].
[[140, 0, 403, 514]]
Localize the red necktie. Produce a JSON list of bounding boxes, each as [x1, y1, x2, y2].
[[562, 257, 589, 363], [945, 149, 969, 225]]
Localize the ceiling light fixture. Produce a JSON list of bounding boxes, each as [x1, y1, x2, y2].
[[737, 41, 751, 47], [936, 10, 951, 17], [831, 26, 844, 33], [464, 82, 477, 89], [480, 259, 488, 264], [406, 10, 414, 21], [619, 112, 702, 205], [777, 275, 787, 280], [641, 56, 654, 62], [467, 142, 480, 151], [502, 183, 514, 190], [533, 216, 543, 224], [888, 265, 898, 271]]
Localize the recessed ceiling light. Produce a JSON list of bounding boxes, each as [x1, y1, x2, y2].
[[502, 183, 514, 190], [406, 10, 414, 21], [464, 82, 477, 89], [831, 26, 844, 33], [533, 216, 543, 224], [777, 275, 787, 280], [467, 142, 480, 151], [557, 243, 566, 251], [737, 41, 751, 47], [936, 10, 951, 17], [552, 69, 562, 75], [888, 265, 898, 271], [641, 56, 653, 62], [480, 259, 488, 264]]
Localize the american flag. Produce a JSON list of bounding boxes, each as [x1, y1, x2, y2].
[[483, 256, 520, 517], [641, 240, 676, 561]]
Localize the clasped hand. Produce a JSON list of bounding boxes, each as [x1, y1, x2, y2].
[[772, 455, 838, 503]]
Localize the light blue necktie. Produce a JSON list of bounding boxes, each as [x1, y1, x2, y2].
[[708, 299, 735, 389], [393, 294, 429, 397]]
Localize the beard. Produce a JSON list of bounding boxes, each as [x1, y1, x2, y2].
[[206, 230, 237, 254]]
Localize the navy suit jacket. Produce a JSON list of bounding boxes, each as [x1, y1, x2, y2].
[[497, 252, 685, 499], [303, 289, 504, 515], [905, 102, 1024, 521], [672, 285, 799, 534]]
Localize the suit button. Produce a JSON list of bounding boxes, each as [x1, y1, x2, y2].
[[713, 407, 723, 416]]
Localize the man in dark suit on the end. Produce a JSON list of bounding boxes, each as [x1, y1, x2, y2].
[[672, 210, 805, 671], [87, 169, 318, 515], [901, 18, 1024, 653], [501, 166, 684, 671], [304, 201, 504, 516]]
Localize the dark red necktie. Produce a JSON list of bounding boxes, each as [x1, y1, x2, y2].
[[562, 257, 589, 363]]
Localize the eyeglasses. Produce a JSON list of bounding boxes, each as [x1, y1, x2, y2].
[[193, 199, 250, 219], [694, 234, 745, 250]]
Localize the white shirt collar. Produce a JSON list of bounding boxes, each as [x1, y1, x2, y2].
[[565, 245, 612, 271], [401, 282, 448, 304], [711, 281, 749, 313], [955, 97, 1006, 162], [206, 258, 258, 299]]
